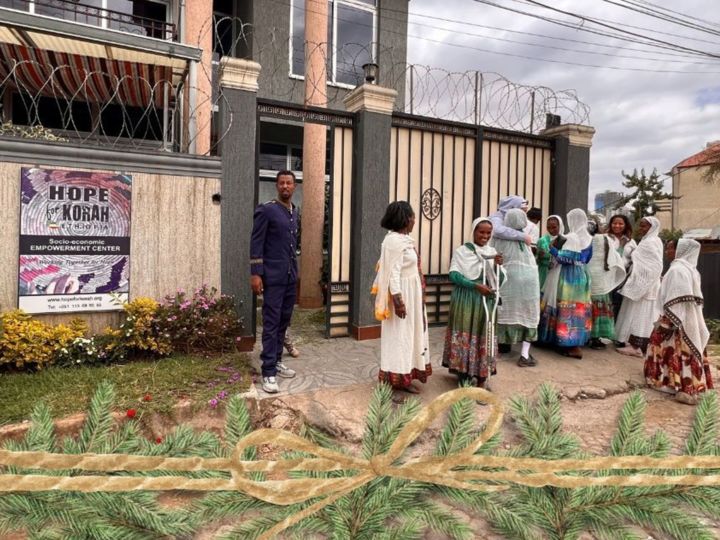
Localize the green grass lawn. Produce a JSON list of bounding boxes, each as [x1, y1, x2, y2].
[[0, 353, 253, 426]]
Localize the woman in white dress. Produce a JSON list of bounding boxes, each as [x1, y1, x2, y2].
[[615, 216, 663, 357], [644, 239, 713, 405], [492, 208, 541, 367], [372, 201, 430, 394]]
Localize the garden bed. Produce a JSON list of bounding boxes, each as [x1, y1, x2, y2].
[[0, 352, 252, 426]]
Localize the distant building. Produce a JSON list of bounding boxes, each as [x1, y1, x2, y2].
[[594, 190, 624, 218], [669, 141, 720, 234]]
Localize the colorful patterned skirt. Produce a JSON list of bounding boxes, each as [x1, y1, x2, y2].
[[644, 316, 714, 396], [442, 285, 496, 384], [590, 293, 615, 340], [538, 264, 592, 347]]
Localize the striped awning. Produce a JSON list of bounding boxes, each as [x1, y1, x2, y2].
[[0, 43, 176, 108]]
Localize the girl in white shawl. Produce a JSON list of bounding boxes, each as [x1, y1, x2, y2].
[[372, 202, 430, 394], [537, 208, 594, 359], [587, 216, 626, 349], [492, 208, 540, 367], [615, 216, 663, 357], [644, 239, 713, 405], [442, 217, 505, 389]]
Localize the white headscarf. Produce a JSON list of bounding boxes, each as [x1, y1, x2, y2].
[[588, 234, 626, 295], [449, 218, 497, 280], [661, 239, 708, 358], [562, 208, 593, 252], [546, 214, 566, 240], [620, 216, 663, 301]]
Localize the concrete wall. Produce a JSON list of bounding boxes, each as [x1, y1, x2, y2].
[[0, 140, 221, 332], [251, 0, 408, 110], [672, 166, 720, 231]]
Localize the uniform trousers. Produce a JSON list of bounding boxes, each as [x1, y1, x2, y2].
[[260, 275, 297, 377]]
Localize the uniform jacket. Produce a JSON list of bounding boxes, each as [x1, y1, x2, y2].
[[250, 200, 299, 286]]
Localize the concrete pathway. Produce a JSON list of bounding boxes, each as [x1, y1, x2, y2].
[[249, 325, 646, 401]]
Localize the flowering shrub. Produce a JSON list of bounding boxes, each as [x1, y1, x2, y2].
[[121, 297, 172, 356], [0, 310, 85, 369], [155, 285, 243, 354], [0, 286, 244, 372]]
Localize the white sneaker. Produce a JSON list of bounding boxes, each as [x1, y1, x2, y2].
[[262, 376, 279, 393], [276, 362, 296, 378]]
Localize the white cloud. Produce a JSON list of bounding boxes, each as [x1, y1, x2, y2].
[[407, 0, 720, 207]]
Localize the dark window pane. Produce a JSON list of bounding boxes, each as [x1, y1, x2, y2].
[[12, 93, 93, 132], [290, 146, 303, 171], [106, 0, 167, 39], [0, 0, 30, 11], [213, 0, 233, 16], [291, 0, 305, 76], [334, 4, 372, 85], [259, 142, 288, 171], [34, 0, 102, 26], [213, 14, 234, 56], [291, 0, 332, 78]]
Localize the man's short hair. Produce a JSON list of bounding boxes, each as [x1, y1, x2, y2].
[[276, 170, 296, 182]]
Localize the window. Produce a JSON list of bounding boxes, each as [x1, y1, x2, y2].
[[291, 0, 376, 87], [1, 0, 172, 40]]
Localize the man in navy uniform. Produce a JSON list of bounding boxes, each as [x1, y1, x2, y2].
[[250, 170, 299, 393]]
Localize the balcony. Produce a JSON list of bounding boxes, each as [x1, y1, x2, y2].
[[0, 0, 176, 41]]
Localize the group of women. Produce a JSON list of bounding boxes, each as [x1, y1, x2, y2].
[[372, 198, 713, 405]]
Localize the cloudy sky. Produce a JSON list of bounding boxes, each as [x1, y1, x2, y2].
[[405, 0, 720, 210]]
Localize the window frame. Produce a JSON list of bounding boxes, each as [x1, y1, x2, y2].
[[288, 0, 377, 89], [22, 0, 172, 33]]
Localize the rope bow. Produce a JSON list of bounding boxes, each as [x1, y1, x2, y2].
[[2, 387, 720, 539]]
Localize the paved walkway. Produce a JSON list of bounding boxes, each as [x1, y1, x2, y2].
[[247, 322, 647, 402]]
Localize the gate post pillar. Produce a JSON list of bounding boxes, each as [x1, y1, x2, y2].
[[541, 124, 595, 216], [218, 57, 261, 351], [343, 83, 397, 340]]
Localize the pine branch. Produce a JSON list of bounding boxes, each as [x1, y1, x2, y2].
[[435, 396, 476, 457], [686, 391, 719, 456], [372, 519, 424, 540], [362, 383, 394, 459], [223, 394, 255, 459], [75, 380, 116, 454], [24, 403, 58, 453], [400, 502, 473, 539], [610, 391, 647, 457]]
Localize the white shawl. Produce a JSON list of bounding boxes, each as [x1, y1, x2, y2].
[[620, 217, 663, 302], [563, 208, 593, 252], [588, 234, 626, 296], [372, 231, 415, 321], [494, 209, 540, 327], [661, 239, 709, 358], [449, 217, 504, 288]]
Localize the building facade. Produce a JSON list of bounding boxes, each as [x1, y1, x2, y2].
[[0, 0, 409, 160], [670, 142, 720, 235]]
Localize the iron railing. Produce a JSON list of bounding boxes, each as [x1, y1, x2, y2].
[[0, 0, 176, 41]]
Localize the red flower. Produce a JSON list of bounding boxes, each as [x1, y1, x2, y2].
[[155, 437, 162, 444], [143, 394, 152, 402], [126, 409, 137, 418]]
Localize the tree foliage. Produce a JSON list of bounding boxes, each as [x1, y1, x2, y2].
[[2, 382, 720, 539], [618, 168, 673, 222]]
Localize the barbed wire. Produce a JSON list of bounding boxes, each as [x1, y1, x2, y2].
[[208, 16, 590, 132], [0, 14, 590, 156]]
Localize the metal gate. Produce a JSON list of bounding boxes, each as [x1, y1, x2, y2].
[[256, 100, 354, 338], [389, 114, 553, 325]]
